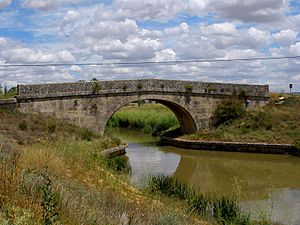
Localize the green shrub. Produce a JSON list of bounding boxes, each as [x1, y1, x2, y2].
[[137, 83, 143, 90], [122, 84, 128, 91], [92, 82, 101, 94], [294, 140, 300, 150], [214, 99, 246, 126], [184, 84, 193, 92], [105, 156, 131, 172]]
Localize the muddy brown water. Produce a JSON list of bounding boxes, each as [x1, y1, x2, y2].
[[106, 127, 300, 225]]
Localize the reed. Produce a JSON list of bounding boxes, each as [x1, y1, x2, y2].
[[107, 104, 179, 135], [148, 175, 252, 224]]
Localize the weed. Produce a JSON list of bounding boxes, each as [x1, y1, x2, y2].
[[40, 173, 60, 225], [137, 83, 143, 90], [184, 84, 193, 92], [92, 82, 101, 94], [104, 156, 131, 172], [122, 84, 128, 91]]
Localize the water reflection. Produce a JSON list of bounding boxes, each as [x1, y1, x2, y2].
[[106, 127, 300, 224]]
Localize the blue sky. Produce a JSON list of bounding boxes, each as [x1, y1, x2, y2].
[[0, 0, 300, 92]]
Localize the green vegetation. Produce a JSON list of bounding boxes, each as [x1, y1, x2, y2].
[[0, 86, 17, 99], [0, 109, 204, 224], [107, 104, 179, 135], [148, 175, 252, 225], [184, 84, 193, 92], [137, 82, 143, 90], [184, 95, 300, 144], [213, 99, 246, 126], [92, 82, 101, 93]]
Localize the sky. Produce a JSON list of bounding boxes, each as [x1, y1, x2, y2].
[[0, 0, 299, 92]]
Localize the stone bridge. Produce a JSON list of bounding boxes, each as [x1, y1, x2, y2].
[[14, 79, 269, 134]]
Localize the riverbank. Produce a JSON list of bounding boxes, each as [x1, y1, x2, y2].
[[182, 94, 300, 146], [160, 136, 298, 155], [0, 109, 206, 224]]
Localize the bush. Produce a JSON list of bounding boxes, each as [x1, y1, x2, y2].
[[184, 84, 193, 92], [105, 156, 131, 172], [214, 99, 245, 126], [137, 83, 143, 90], [294, 141, 300, 155], [92, 82, 101, 94]]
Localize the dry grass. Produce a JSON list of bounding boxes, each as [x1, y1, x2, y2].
[[0, 109, 205, 224]]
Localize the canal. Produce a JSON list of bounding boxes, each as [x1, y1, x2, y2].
[[106, 127, 300, 225]]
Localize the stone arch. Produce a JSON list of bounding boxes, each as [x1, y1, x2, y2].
[[104, 97, 197, 134]]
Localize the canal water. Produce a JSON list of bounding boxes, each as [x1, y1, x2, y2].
[[106, 127, 300, 225]]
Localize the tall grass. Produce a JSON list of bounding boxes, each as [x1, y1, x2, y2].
[[107, 104, 179, 135], [148, 175, 252, 225]]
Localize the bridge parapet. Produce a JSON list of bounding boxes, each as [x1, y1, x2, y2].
[[17, 79, 269, 100]]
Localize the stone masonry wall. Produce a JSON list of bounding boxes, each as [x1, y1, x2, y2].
[[17, 79, 269, 99]]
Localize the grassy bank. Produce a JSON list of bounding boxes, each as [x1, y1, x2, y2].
[[183, 94, 300, 144], [107, 103, 179, 135], [148, 175, 256, 225], [0, 109, 204, 224]]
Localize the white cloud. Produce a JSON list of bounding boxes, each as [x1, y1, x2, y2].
[[288, 42, 300, 55], [202, 22, 237, 35], [0, 37, 8, 48], [2, 48, 75, 63], [210, 0, 288, 23], [70, 65, 82, 72], [0, 0, 12, 9], [21, 0, 84, 10], [60, 10, 81, 28], [112, 0, 210, 21], [273, 29, 298, 47]]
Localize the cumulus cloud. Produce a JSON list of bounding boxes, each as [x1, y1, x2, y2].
[[0, 0, 12, 9], [59, 10, 81, 29], [2, 48, 75, 63], [0, 0, 299, 92], [273, 29, 298, 47], [112, 0, 210, 21], [210, 0, 288, 23], [21, 0, 84, 10]]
